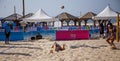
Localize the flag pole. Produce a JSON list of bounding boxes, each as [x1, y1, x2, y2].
[[14, 6, 17, 20], [22, 0, 25, 32], [22, 0, 25, 18]]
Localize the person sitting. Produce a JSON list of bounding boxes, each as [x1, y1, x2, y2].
[[50, 42, 65, 53]]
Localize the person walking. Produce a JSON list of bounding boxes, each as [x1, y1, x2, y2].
[[4, 23, 11, 44], [106, 25, 116, 49], [106, 20, 113, 37], [107, 20, 113, 29]]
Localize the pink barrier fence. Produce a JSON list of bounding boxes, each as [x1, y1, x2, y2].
[[56, 30, 89, 40]]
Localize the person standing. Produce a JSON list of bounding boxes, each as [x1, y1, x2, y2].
[[107, 21, 113, 29], [4, 23, 11, 44], [99, 21, 104, 38], [106, 20, 113, 37]]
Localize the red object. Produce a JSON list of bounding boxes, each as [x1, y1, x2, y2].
[[45, 26, 49, 30], [77, 27, 81, 30], [14, 26, 18, 31], [56, 30, 89, 40]]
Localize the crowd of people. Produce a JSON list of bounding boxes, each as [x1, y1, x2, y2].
[[0, 20, 118, 49]]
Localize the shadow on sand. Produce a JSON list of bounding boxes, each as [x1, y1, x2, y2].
[[8, 43, 33, 45], [0, 52, 31, 56], [0, 45, 43, 50], [70, 44, 107, 49], [112, 48, 120, 50]]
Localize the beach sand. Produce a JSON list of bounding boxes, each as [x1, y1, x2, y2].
[[0, 39, 120, 61]]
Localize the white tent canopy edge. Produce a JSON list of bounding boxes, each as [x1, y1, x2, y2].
[[23, 9, 57, 22], [92, 5, 119, 20]]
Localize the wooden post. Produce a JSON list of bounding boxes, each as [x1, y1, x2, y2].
[[93, 20, 96, 27], [61, 20, 63, 26], [74, 20, 77, 26], [22, 0, 25, 17], [78, 21, 81, 26], [84, 20, 87, 26], [67, 21, 70, 26], [116, 13, 119, 42]]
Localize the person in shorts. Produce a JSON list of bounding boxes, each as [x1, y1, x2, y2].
[[106, 25, 116, 49], [4, 23, 11, 44]]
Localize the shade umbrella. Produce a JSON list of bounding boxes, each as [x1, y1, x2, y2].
[[55, 12, 78, 26], [2, 13, 22, 21], [79, 12, 96, 26]]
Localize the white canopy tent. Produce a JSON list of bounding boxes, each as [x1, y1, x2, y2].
[[23, 9, 56, 22], [92, 5, 119, 20]]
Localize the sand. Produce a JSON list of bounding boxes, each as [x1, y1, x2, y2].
[[0, 39, 120, 61]]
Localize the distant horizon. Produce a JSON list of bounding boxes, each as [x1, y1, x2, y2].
[[0, 0, 120, 18]]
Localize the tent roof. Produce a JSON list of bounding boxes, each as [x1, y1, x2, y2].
[[2, 13, 22, 21], [24, 13, 34, 18], [55, 12, 78, 21], [79, 12, 96, 20], [93, 5, 117, 20], [19, 13, 34, 20], [23, 9, 55, 22]]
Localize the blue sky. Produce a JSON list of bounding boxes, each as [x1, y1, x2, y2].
[[0, 0, 120, 17]]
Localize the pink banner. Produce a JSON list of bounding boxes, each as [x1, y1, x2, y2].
[[56, 30, 89, 40]]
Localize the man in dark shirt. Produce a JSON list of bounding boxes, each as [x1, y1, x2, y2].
[[4, 23, 11, 44], [99, 21, 104, 38]]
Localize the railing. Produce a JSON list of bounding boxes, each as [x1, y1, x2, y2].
[[0, 26, 101, 41]]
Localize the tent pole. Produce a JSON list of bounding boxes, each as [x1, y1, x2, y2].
[[116, 13, 119, 42]]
